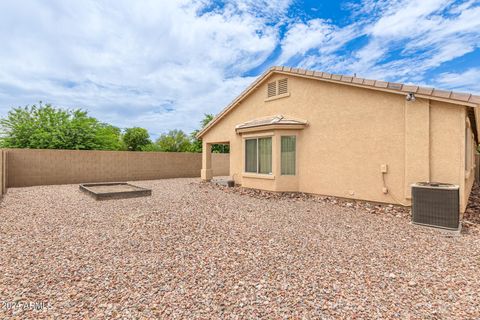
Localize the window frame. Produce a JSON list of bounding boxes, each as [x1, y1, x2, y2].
[[244, 136, 273, 175], [280, 135, 296, 176], [465, 120, 474, 175], [244, 138, 258, 173]]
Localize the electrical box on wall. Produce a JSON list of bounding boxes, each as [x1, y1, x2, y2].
[[381, 164, 388, 173]]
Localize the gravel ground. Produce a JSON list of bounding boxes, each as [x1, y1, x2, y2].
[[465, 183, 480, 226], [0, 178, 479, 319]]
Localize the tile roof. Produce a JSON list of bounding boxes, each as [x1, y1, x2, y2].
[[197, 66, 479, 138], [271, 66, 479, 105], [235, 115, 307, 130]]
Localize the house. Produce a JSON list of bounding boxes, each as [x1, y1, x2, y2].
[[197, 66, 479, 212]]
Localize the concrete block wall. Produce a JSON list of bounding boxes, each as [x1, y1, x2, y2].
[[4, 149, 229, 188]]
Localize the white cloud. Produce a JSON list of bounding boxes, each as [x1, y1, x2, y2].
[[309, 0, 480, 85], [435, 68, 480, 93], [0, 0, 478, 139], [0, 0, 290, 137], [369, 0, 451, 38], [276, 18, 362, 67], [277, 19, 335, 63]]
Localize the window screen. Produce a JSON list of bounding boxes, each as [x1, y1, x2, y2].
[[281, 136, 296, 175], [245, 139, 257, 173], [245, 137, 272, 174], [466, 124, 472, 171], [258, 137, 272, 174]]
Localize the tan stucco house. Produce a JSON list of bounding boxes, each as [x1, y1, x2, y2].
[[197, 66, 479, 212]]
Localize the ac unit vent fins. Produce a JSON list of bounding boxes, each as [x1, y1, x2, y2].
[[411, 182, 460, 230]]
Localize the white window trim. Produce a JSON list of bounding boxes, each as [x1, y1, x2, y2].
[[280, 135, 297, 176], [243, 136, 273, 175], [465, 119, 475, 179], [242, 172, 275, 180]]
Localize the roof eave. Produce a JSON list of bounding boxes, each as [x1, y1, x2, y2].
[[196, 67, 277, 138], [271, 70, 479, 108], [235, 123, 307, 134]]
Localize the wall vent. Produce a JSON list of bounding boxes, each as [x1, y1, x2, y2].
[[411, 182, 460, 230], [278, 78, 288, 95], [267, 78, 289, 98], [267, 82, 277, 98]]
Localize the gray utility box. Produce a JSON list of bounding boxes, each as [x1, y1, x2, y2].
[[411, 182, 460, 230]]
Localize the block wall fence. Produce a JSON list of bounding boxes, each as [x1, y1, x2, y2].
[[1, 149, 229, 189]]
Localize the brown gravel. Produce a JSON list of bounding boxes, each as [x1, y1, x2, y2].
[[465, 183, 480, 226], [0, 178, 479, 319]]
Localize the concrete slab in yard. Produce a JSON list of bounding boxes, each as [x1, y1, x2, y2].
[[79, 182, 151, 200]]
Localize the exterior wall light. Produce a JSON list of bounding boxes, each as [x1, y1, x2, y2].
[[406, 92, 416, 101]]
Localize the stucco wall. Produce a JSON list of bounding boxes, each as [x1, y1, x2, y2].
[[476, 153, 480, 184], [212, 152, 230, 177], [5, 149, 229, 188], [201, 72, 472, 210]]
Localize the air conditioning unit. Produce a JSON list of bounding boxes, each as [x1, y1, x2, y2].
[[411, 182, 460, 230]]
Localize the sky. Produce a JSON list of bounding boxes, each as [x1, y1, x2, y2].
[[0, 0, 479, 138]]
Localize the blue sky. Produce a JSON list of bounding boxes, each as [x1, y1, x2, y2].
[[0, 0, 479, 138]]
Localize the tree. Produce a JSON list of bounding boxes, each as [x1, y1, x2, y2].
[[156, 129, 192, 152], [141, 143, 163, 152], [94, 124, 123, 151], [122, 127, 151, 151], [201, 113, 214, 128], [0, 102, 122, 150], [190, 113, 229, 153], [190, 113, 213, 152]]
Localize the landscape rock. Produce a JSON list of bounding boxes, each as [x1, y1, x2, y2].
[[0, 178, 478, 319]]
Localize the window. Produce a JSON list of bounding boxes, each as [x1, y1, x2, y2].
[[466, 123, 473, 173], [245, 139, 257, 173], [281, 136, 296, 175], [267, 78, 288, 98], [245, 137, 272, 174]]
